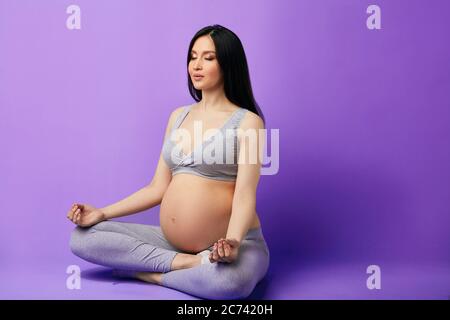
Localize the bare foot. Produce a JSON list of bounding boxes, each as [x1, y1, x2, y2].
[[135, 272, 163, 285], [171, 253, 202, 271], [113, 254, 203, 286], [113, 270, 164, 285]]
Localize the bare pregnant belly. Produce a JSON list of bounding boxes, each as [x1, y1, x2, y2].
[[159, 174, 236, 253]]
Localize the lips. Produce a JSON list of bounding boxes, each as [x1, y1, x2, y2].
[[193, 75, 204, 81]]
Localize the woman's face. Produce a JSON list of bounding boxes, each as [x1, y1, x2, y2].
[[188, 35, 222, 91]]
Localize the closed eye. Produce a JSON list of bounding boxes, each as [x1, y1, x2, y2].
[[191, 57, 214, 61]]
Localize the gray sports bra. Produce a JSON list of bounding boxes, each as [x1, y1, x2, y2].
[[162, 104, 248, 181]]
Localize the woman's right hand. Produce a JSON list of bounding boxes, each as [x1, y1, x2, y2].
[[67, 203, 106, 227]]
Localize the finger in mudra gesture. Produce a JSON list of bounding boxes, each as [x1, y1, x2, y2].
[[209, 238, 241, 263], [67, 203, 105, 227]]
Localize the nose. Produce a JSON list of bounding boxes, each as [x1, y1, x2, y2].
[[193, 58, 203, 70]]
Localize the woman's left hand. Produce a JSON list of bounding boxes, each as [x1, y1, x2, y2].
[[209, 238, 241, 263]]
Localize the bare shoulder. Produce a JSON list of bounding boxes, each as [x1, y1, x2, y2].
[[170, 105, 187, 119], [167, 105, 188, 125], [162, 104, 190, 135], [240, 108, 265, 130]]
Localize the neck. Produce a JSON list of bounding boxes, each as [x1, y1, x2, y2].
[[198, 84, 230, 112]]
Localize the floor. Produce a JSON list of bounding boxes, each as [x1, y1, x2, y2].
[[1, 253, 449, 299]]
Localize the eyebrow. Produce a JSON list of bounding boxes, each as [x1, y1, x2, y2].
[[191, 50, 216, 54]]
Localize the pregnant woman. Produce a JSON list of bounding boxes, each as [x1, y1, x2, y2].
[[68, 24, 270, 300]]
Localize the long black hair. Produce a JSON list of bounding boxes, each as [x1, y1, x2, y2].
[[187, 24, 265, 125]]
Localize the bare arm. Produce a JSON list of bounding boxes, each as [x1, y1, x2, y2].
[[99, 184, 164, 220], [209, 112, 265, 264], [100, 106, 185, 220], [226, 112, 265, 243]]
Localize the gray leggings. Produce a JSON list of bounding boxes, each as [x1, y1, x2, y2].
[[69, 220, 270, 300]]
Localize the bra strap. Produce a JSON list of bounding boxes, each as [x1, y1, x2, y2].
[[172, 105, 192, 130], [228, 108, 248, 129]]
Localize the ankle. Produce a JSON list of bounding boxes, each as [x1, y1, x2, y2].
[[171, 253, 202, 270], [135, 272, 162, 285]]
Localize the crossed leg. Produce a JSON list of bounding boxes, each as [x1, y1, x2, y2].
[[160, 229, 270, 300], [69, 220, 270, 299], [69, 220, 191, 273]]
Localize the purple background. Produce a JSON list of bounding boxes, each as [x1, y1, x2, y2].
[[1, 0, 449, 299]]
